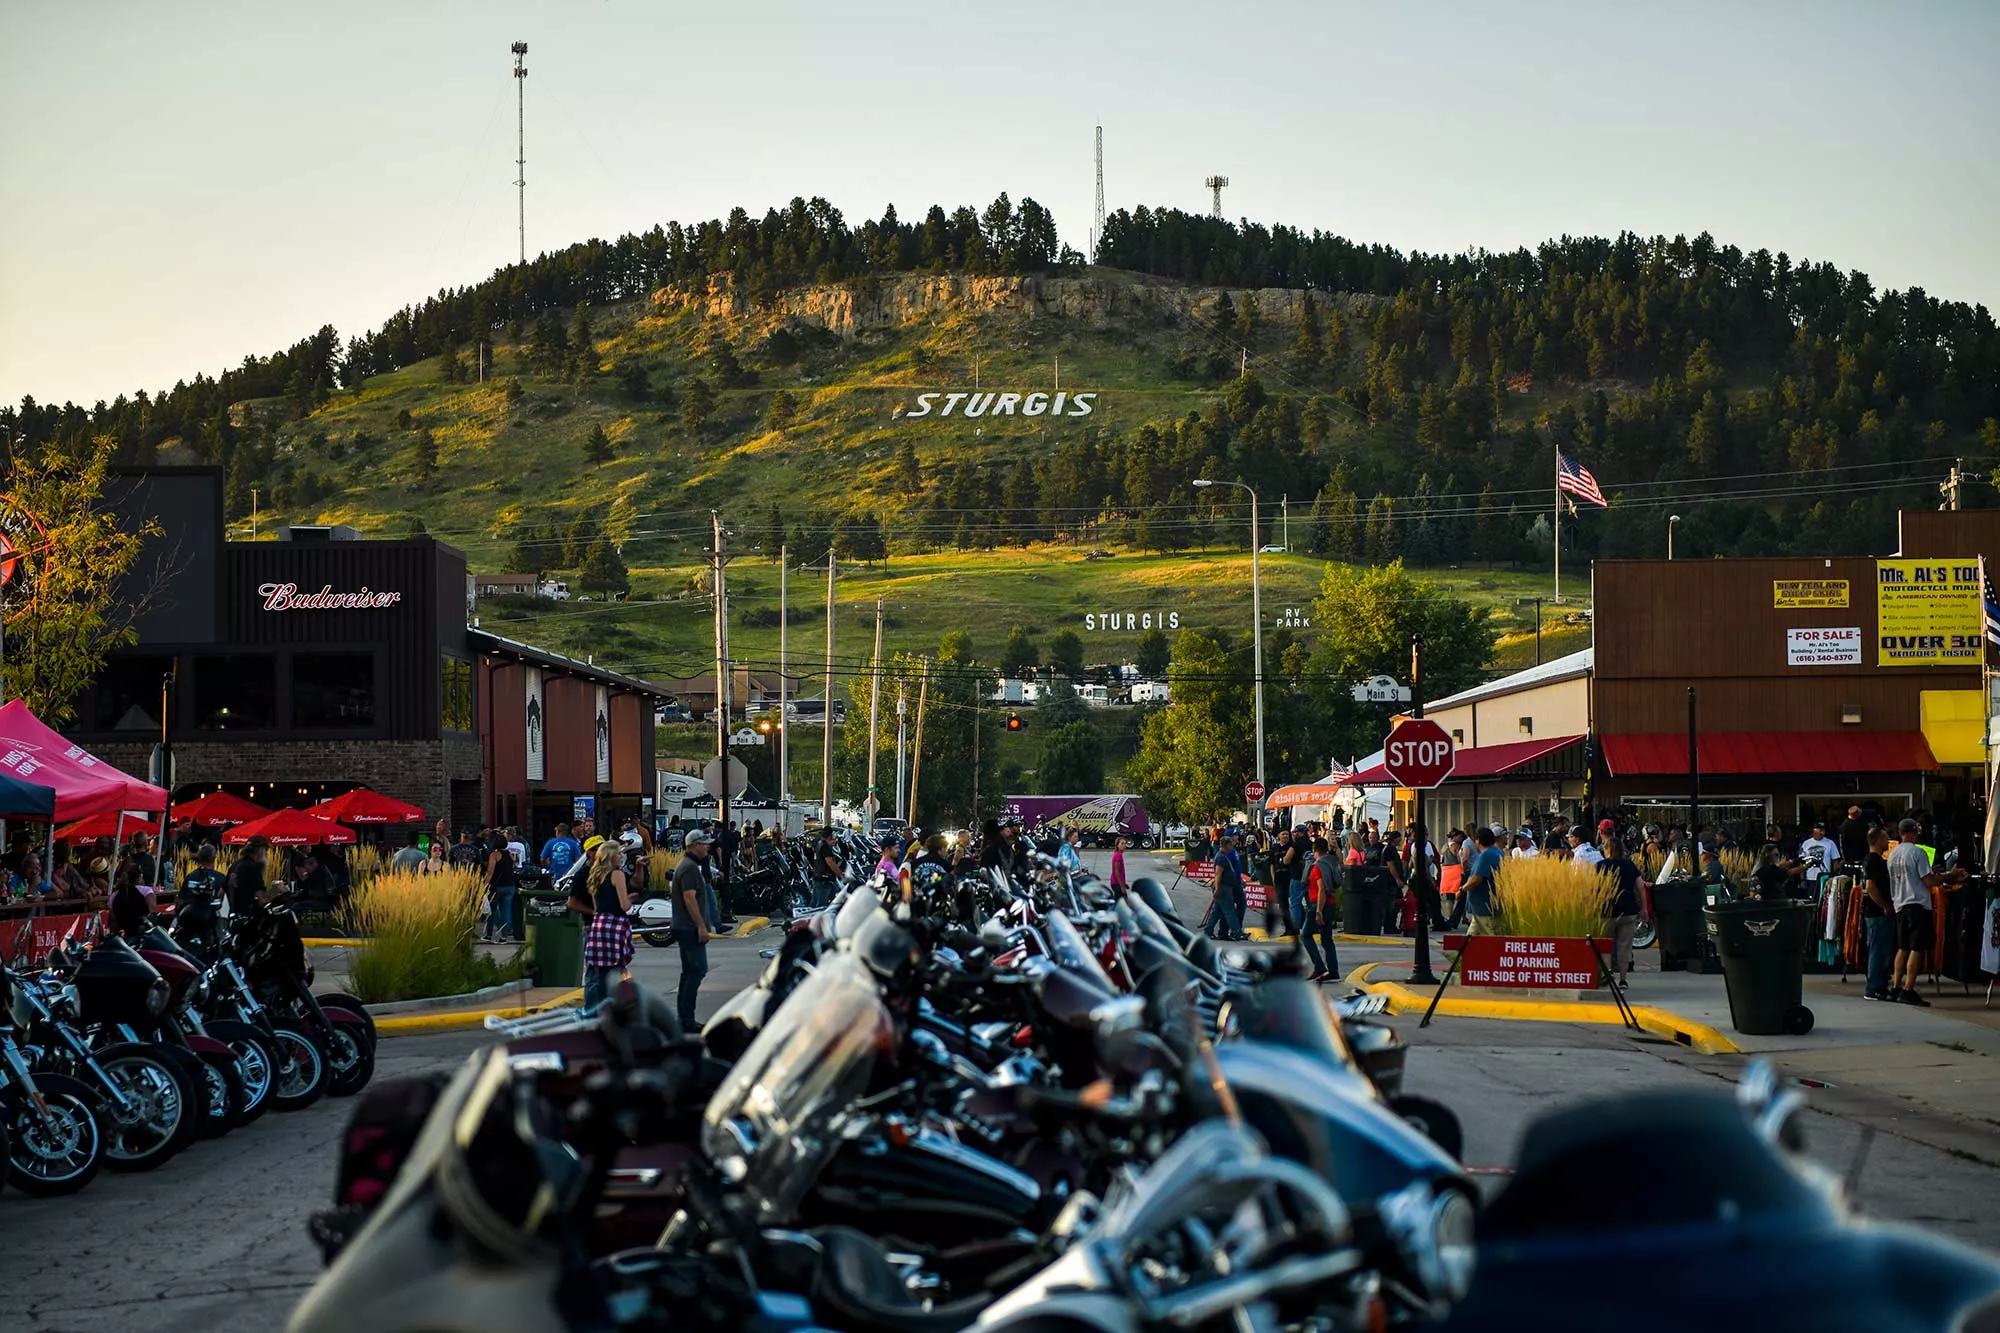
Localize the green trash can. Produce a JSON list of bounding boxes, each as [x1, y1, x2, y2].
[[522, 889, 583, 988], [1704, 899, 1814, 1036]]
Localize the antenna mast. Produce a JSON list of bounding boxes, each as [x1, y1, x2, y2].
[[512, 41, 528, 266], [1204, 175, 1229, 219], [1090, 125, 1106, 263]]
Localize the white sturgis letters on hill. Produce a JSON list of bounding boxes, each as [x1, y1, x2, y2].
[[902, 391, 1097, 419]]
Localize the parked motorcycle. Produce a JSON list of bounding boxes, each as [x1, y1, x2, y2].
[[0, 1017, 105, 1196]]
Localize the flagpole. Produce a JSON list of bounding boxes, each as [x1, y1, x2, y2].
[[1553, 442, 1562, 605]]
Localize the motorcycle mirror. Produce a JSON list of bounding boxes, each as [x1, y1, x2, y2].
[[979, 921, 1011, 954]]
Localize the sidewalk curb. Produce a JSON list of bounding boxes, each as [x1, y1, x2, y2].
[[724, 916, 771, 938], [1343, 962, 1742, 1056], [302, 937, 373, 948], [366, 979, 529, 1016], [376, 987, 586, 1036]]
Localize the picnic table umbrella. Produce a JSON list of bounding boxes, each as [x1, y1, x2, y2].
[[221, 808, 357, 847], [54, 812, 159, 842], [306, 787, 425, 826], [171, 790, 270, 828]]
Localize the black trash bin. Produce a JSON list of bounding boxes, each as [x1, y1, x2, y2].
[[1705, 900, 1814, 1036], [1343, 866, 1397, 937], [1651, 878, 1707, 971]]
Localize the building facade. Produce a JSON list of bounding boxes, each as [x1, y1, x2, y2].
[[74, 468, 666, 841]]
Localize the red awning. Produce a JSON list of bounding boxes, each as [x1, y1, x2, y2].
[[1600, 731, 1936, 777], [1344, 734, 1584, 787], [0, 700, 168, 820]]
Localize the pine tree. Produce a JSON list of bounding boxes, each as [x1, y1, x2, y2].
[[579, 536, 630, 598], [583, 423, 613, 464], [1292, 293, 1322, 365], [414, 426, 438, 484], [1235, 291, 1257, 344], [682, 378, 718, 438], [764, 388, 795, 432], [895, 439, 922, 492], [618, 361, 651, 402], [1301, 397, 1329, 449], [567, 304, 596, 381], [764, 504, 786, 558], [1473, 483, 1504, 561], [1364, 494, 1396, 562], [1324, 307, 1348, 378], [1005, 457, 1040, 539], [440, 345, 465, 384], [531, 309, 568, 373]]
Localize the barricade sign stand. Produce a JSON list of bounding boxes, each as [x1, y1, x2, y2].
[[1420, 934, 1641, 1032]]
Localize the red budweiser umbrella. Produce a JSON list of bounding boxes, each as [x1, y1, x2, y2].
[[55, 812, 159, 841], [307, 787, 425, 825], [221, 808, 357, 847], [171, 791, 269, 828]]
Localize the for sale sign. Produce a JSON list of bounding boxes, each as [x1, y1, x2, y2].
[[1452, 934, 1609, 989], [1785, 626, 1862, 666]]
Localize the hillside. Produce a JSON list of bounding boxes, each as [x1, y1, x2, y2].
[[13, 202, 1996, 682]]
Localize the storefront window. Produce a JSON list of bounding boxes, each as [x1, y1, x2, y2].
[[440, 656, 473, 731], [293, 653, 376, 729], [194, 655, 277, 731], [93, 655, 175, 731]]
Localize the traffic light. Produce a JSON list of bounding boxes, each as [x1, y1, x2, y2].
[[1005, 712, 1025, 732]]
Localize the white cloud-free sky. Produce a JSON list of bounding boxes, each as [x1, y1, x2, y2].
[[2, 0, 1995, 408]]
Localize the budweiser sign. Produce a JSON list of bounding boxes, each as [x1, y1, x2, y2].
[[258, 582, 403, 611]]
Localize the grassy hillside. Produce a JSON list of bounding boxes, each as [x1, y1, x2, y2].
[[216, 267, 1593, 678], [475, 545, 1587, 685]]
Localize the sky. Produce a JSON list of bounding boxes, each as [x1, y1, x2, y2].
[[2, 0, 1997, 409]]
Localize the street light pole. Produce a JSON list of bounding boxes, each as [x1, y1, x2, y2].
[[1668, 514, 1681, 561], [778, 544, 789, 802], [1194, 478, 1264, 823]]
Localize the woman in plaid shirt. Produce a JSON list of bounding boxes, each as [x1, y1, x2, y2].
[[581, 840, 635, 1011]]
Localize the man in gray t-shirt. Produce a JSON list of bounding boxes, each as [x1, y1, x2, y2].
[[1886, 819, 1963, 1007], [668, 830, 715, 1031]]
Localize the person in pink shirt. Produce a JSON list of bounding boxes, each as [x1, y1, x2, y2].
[[874, 835, 906, 879], [1110, 836, 1129, 890]]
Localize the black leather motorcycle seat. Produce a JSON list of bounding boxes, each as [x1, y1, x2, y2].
[[811, 1226, 991, 1333]]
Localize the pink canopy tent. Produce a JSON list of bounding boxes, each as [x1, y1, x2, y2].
[[0, 699, 167, 821]]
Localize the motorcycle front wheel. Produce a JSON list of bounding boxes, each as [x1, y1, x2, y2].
[[206, 1020, 276, 1124], [267, 1026, 328, 1112], [92, 1044, 194, 1173], [4, 1075, 103, 1196], [324, 1021, 375, 1098], [191, 1049, 247, 1138]]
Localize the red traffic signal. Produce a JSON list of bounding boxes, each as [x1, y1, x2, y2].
[[1005, 713, 1025, 732]]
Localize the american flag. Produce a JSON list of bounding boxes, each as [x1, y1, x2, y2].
[[1982, 556, 2000, 651], [1556, 453, 1607, 508]]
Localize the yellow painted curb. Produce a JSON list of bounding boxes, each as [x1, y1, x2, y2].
[[724, 916, 771, 937], [1245, 930, 1415, 947], [301, 937, 373, 948], [376, 987, 586, 1037], [1344, 963, 1740, 1056]]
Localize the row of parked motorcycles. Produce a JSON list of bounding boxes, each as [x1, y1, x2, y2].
[[292, 842, 2000, 1331], [0, 884, 377, 1196], [645, 827, 886, 928]]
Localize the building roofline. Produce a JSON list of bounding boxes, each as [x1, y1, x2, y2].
[[467, 627, 673, 698], [1428, 647, 1594, 711]]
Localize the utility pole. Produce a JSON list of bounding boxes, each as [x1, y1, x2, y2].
[[1054, 353, 1060, 393], [971, 679, 983, 823], [820, 552, 836, 827], [511, 42, 528, 266], [778, 543, 789, 803], [250, 489, 259, 540], [712, 513, 730, 828], [907, 661, 930, 828], [1281, 495, 1288, 553], [865, 599, 884, 832], [1408, 634, 1439, 986], [1943, 459, 1965, 511], [894, 687, 908, 821]]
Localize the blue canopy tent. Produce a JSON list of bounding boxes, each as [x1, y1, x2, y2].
[[0, 770, 56, 820]]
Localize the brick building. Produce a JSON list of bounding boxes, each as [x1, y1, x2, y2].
[[74, 468, 668, 841]]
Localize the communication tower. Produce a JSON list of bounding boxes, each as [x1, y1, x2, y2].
[[1204, 175, 1229, 219], [1090, 125, 1106, 263], [512, 42, 529, 266]]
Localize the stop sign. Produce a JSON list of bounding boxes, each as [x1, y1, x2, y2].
[[1383, 717, 1456, 789], [1244, 780, 1266, 802]]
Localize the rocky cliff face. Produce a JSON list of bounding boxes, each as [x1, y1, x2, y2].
[[650, 271, 1345, 338]]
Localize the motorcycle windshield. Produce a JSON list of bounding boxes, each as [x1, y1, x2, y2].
[[1227, 975, 1370, 1089], [700, 951, 891, 1222]]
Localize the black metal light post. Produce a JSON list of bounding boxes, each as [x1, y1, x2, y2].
[[1409, 634, 1440, 986]]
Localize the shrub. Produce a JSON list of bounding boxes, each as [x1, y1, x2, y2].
[[344, 867, 521, 1003], [1494, 856, 1615, 938]]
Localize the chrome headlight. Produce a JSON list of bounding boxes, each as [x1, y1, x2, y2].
[[1380, 1182, 1477, 1303], [146, 976, 171, 1016]]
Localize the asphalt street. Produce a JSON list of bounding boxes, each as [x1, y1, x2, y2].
[[5, 847, 1998, 1331]]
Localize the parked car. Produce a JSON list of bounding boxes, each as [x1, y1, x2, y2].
[[1260, 544, 1287, 554]]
